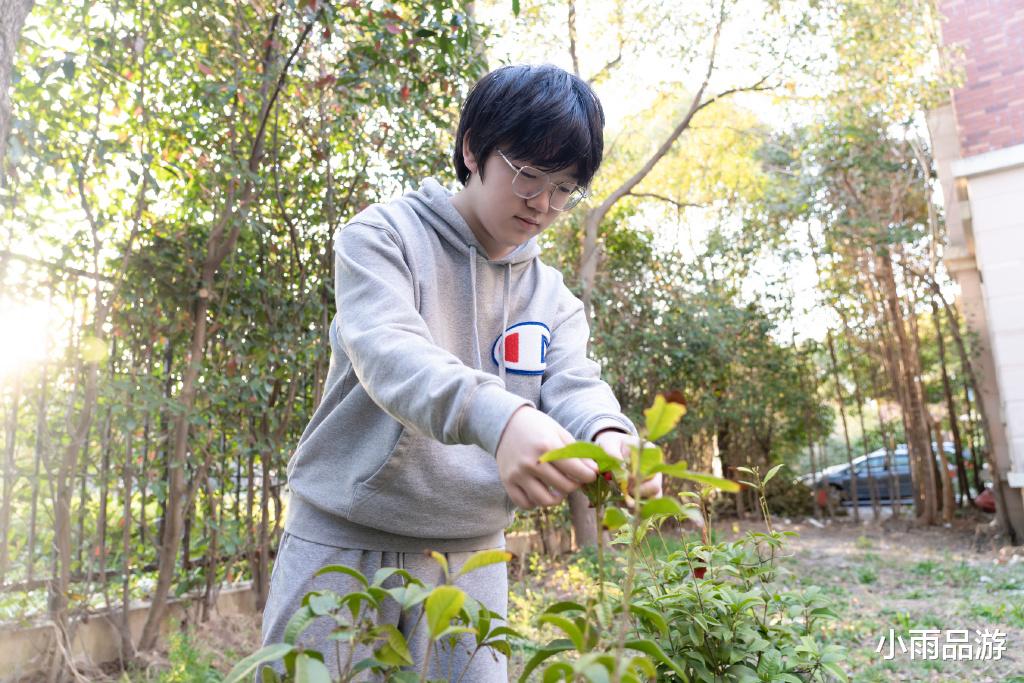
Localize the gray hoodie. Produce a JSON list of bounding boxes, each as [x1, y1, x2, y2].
[[285, 178, 636, 552]]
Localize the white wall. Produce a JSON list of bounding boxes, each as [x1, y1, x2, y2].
[[967, 157, 1024, 485]]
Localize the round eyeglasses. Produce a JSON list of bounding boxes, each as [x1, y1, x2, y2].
[[496, 150, 588, 212]]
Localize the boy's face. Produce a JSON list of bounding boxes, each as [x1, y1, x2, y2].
[[457, 143, 579, 260]]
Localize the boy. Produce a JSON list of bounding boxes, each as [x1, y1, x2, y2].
[[261, 64, 660, 681]]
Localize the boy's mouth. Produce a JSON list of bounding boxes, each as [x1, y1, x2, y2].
[[515, 215, 540, 228]]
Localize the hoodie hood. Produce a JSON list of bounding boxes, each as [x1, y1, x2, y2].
[[403, 177, 542, 265], [402, 177, 541, 382]]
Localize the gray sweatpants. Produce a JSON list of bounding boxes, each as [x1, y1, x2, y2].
[[260, 532, 509, 682]]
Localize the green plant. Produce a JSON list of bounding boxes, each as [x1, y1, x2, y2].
[[150, 630, 223, 683], [228, 396, 847, 682], [762, 467, 815, 518], [225, 549, 515, 682], [521, 398, 847, 682], [857, 567, 877, 585]]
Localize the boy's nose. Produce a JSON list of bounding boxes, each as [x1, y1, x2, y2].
[[526, 189, 551, 214]]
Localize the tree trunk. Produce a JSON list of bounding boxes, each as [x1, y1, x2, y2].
[[932, 417, 955, 525], [826, 331, 859, 521], [931, 299, 969, 505], [903, 277, 940, 522], [0, 0, 35, 176], [875, 251, 935, 524], [841, 319, 881, 520]]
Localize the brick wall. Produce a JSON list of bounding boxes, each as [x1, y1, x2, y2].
[[940, 0, 1024, 157]]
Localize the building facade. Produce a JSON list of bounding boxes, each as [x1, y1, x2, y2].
[[928, 0, 1024, 540]]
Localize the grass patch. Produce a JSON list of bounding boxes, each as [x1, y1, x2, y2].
[[120, 631, 223, 682], [968, 602, 1024, 628], [857, 567, 878, 584]]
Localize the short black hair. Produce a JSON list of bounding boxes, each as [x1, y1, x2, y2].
[[453, 64, 605, 188]]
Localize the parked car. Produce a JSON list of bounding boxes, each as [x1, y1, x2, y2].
[[798, 443, 974, 504]]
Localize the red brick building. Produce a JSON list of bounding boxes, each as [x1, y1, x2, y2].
[[929, 0, 1024, 540]]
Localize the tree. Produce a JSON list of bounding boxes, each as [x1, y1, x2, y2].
[[6, 0, 487, 664], [0, 0, 34, 176]]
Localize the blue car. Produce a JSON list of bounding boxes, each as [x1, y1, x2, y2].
[[799, 443, 969, 504]]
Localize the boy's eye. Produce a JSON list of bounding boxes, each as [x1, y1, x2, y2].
[[555, 184, 575, 195], [520, 169, 540, 180]]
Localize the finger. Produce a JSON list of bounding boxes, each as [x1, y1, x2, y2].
[[550, 457, 597, 484], [535, 462, 581, 495], [637, 473, 663, 499], [522, 478, 563, 508], [508, 483, 533, 510], [557, 425, 574, 445]]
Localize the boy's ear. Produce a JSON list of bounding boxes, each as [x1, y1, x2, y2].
[[461, 131, 480, 175]]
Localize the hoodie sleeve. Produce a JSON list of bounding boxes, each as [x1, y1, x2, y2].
[[539, 286, 637, 441], [334, 222, 531, 455]]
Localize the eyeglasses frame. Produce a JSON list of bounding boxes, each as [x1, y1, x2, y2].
[[494, 149, 588, 212]]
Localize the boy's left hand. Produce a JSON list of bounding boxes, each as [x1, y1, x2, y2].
[[593, 429, 663, 500]]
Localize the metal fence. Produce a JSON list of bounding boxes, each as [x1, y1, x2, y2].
[[0, 250, 309, 627]]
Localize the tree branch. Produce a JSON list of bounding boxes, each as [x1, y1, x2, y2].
[[567, 0, 580, 77], [626, 191, 704, 211]]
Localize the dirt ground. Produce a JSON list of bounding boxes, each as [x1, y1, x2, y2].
[[106, 510, 1024, 682], [734, 510, 1024, 682]]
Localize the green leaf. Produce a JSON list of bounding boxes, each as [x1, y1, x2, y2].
[[578, 660, 611, 683], [387, 583, 432, 610], [430, 550, 450, 579], [541, 601, 586, 615], [294, 652, 331, 683], [305, 591, 339, 616], [434, 625, 476, 640], [762, 463, 784, 485], [639, 497, 687, 520], [638, 446, 663, 478], [540, 441, 621, 473], [652, 464, 740, 492], [644, 395, 686, 441], [224, 643, 293, 683], [628, 604, 669, 638], [542, 662, 573, 682], [624, 639, 687, 679], [822, 661, 849, 681], [512, 0, 521, 17], [518, 640, 575, 683], [283, 605, 316, 645], [425, 585, 466, 638], [261, 666, 281, 683], [602, 506, 629, 530], [538, 614, 585, 651], [370, 566, 412, 587], [456, 549, 511, 578], [315, 564, 368, 586], [374, 624, 413, 666]]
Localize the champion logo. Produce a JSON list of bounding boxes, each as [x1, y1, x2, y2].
[[491, 321, 551, 375]]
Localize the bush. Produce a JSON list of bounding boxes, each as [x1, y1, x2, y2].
[[763, 467, 815, 518], [227, 397, 847, 682]]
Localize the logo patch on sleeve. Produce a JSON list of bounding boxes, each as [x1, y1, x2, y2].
[[491, 321, 551, 375]]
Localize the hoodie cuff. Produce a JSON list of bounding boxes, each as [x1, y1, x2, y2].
[[581, 416, 638, 443], [461, 382, 534, 455]]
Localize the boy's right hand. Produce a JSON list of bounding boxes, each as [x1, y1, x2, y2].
[[495, 406, 599, 509]]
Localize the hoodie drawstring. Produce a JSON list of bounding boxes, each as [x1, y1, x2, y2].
[[469, 246, 483, 371], [499, 264, 511, 384], [468, 246, 513, 383]]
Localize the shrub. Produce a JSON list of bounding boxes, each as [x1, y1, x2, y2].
[[227, 397, 847, 682]]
